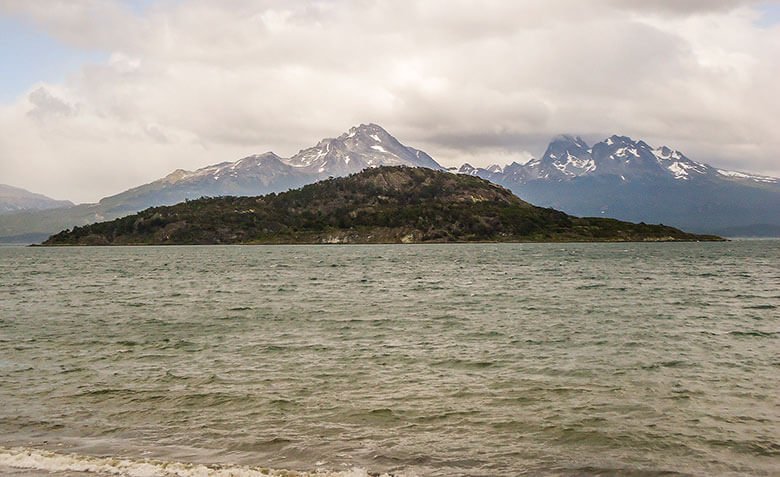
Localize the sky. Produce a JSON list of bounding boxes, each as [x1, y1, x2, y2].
[[1, 0, 779, 203]]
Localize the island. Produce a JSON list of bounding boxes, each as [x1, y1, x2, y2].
[[42, 166, 723, 245]]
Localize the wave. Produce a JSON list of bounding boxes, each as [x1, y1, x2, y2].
[[0, 446, 401, 477]]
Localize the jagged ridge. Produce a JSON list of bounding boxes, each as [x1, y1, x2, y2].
[[456, 134, 780, 235], [459, 134, 777, 184]]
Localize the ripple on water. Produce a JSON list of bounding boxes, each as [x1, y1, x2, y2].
[[0, 242, 778, 477]]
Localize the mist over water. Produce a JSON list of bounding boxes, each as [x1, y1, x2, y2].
[[0, 243, 778, 476]]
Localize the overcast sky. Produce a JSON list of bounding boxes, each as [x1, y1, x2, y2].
[[1, 0, 779, 203]]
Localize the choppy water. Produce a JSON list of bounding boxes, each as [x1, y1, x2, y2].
[[0, 242, 778, 477]]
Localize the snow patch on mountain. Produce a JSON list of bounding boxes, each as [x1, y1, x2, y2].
[[717, 169, 778, 183], [154, 124, 444, 193], [611, 147, 639, 159], [458, 163, 479, 176], [459, 134, 778, 187], [562, 153, 596, 174], [652, 147, 711, 180]]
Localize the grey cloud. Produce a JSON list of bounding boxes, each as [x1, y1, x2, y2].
[[0, 0, 145, 50], [27, 87, 76, 119], [144, 124, 169, 144], [608, 0, 763, 14], [1, 0, 779, 202]]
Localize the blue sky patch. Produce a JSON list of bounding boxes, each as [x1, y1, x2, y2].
[[757, 2, 780, 27], [0, 15, 107, 104]]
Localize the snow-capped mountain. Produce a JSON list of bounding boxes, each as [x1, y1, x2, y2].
[[651, 146, 716, 181], [95, 123, 443, 213], [459, 135, 780, 235], [464, 135, 775, 185], [2, 126, 778, 242], [526, 135, 596, 180], [287, 123, 442, 175], [0, 124, 445, 242], [0, 184, 73, 215]]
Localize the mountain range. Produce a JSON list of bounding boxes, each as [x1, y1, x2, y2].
[[42, 166, 720, 245], [457, 135, 780, 234], [1, 124, 778, 242]]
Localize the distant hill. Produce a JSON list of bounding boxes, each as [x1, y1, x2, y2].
[[0, 184, 73, 215], [458, 135, 780, 236], [42, 167, 721, 245]]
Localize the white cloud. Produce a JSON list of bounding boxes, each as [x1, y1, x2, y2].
[[0, 0, 778, 202]]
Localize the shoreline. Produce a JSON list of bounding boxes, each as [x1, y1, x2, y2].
[[33, 236, 727, 247]]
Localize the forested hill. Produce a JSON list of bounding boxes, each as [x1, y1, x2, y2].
[[42, 167, 722, 245]]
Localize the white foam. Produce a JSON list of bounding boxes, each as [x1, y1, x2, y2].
[[0, 447, 399, 477]]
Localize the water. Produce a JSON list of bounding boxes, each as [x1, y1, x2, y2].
[[0, 242, 778, 476]]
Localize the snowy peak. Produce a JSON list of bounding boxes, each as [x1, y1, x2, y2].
[[651, 146, 712, 180], [588, 135, 663, 179], [540, 135, 595, 179], [485, 164, 505, 174], [549, 134, 590, 150], [286, 123, 442, 175], [458, 163, 479, 176], [162, 152, 289, 185], [340, 122, 391, 142], [593, 135, 651, 161], [162, 169, 191, 184], [459, 133, 778, 186], [140, 123, 444, 205]]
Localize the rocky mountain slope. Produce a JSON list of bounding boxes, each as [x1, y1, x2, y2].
[[458, 135, 780, 235], [108, 123, 442, 212], [0, 124, 441, 242], [42, 167, 720, 245]]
